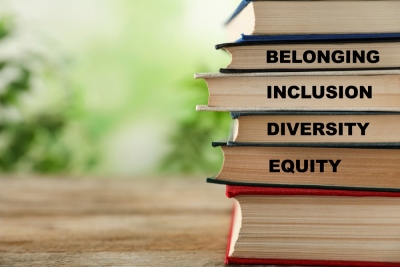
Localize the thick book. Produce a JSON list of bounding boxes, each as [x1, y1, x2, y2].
[[216, 37, 400, 73], [231, 111, 400, 143], [226, 0, 400, 42], [209, 142, 400, 191], [195, 70, 400, 112], [226, 185, 400, 266]]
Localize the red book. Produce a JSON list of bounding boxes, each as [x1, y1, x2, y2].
[[225, 185, 400, 266]]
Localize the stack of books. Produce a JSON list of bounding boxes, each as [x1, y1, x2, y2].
[[196, 0, 400, 266]]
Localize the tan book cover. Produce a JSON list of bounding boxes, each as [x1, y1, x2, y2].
[[196, 70, 400, 111]]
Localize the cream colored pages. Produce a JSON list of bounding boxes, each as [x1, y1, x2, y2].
[[232, 195, 400, 261], [195, 71, 400, 111], [196, 105, 400, 112], [226, 1, 400, 41]]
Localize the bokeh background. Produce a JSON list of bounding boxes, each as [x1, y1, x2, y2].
[[0, 0, 240, 177]]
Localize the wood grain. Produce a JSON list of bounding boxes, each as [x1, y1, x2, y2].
[[0, 176, 256, 267]]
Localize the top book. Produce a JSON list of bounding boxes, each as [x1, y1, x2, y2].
[[226, 0, 400, 42]]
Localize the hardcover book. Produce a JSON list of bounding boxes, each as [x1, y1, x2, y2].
[[234, 33, 400, 43], [226, 0, 400, 42], [209, 142, 400, 191], [216, 37, 400, 72], [226, 185, 400, 266], [195, 70, 400, 112], [230, 111, 400, 143]]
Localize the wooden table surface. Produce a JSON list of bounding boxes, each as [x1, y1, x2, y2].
[[0, 176, 247, 267]]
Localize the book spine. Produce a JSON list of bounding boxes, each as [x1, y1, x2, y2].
[[226, 185, 400, 198], [226, 257, 400, 267]]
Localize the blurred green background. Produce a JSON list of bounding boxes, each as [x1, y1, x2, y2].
[[0, 0, 239, 176]]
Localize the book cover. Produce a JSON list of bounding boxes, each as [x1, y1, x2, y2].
[[208, 142, 400, 192], [215, 38, 400, 73], [231, 33, 400, 44], [225, 1, 400, 41], [225, 185, 400, 266], [195, 70, 400, 112]]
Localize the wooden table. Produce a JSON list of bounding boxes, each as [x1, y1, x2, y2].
[[0, 176, 241, 267]]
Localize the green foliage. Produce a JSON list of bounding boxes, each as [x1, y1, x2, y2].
[[0, 114, 68, 172], [0, 16, 98, 173], [0, 15, 11, 40], [160, 70, 231, 174]]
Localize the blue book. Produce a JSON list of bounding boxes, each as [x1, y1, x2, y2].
[[225, 0, 400, 43], [233, 33, 400, 44]]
